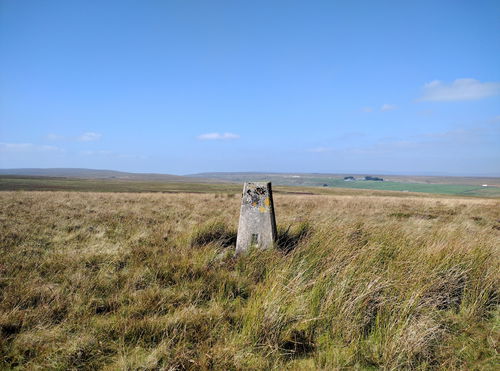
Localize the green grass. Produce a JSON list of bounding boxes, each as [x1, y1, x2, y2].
[[320, 179, 500, 197]]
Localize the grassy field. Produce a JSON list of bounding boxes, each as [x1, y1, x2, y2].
[[318, 179, 500, 197], [1, 189, 499, 370], [189, 173, 500, 197], [2, 175, 500, 199], [0, 176, 242, 194]]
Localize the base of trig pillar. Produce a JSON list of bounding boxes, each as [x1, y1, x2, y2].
[[235, 182, 277, 254]]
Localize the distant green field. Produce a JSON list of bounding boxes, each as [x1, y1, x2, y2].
[[189, 173, 500, 197], [317, 179, 500, 197]]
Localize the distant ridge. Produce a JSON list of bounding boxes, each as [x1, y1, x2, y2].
[[0, 168, 228, 183]]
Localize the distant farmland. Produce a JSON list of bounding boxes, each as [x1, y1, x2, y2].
[[318, 178, 500, 197], [189, 173, 500, 197], [1, 175, 499, 198]]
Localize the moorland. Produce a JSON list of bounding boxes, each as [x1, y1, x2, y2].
[[0, 180, 498, 369], [1, 168, 499, 197]]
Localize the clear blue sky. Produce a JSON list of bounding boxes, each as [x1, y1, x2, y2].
[[1, 0, 499, 176]]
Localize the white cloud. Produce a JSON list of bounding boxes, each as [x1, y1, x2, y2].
[[0, 142, 62, 152], [78, 132, 102, 142], [197, 132, 240, 140], [45, 132, 103, 142], [381, 104, 397, 111], [420, 78, 500, 102], [361, 107, 373, 113]]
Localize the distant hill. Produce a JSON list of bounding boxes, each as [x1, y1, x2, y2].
[[0, 168, 227, 183]]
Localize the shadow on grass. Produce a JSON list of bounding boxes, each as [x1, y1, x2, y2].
[[190, 220, 237, 248], [190, 220, 312, 253], [276, 222, 312, 253], [280, 328, 316, 359]]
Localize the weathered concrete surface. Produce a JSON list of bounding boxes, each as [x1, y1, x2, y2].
[[235, 182, 277, 254]]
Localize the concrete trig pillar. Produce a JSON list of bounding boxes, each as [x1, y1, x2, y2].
[[236, 182, 277, 254]]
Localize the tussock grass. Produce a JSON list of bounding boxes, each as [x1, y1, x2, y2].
[[0, 191, 499, 369], [190, 219, 237, 248]]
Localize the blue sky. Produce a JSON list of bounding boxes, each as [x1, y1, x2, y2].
[[1, 0, 499, 176]]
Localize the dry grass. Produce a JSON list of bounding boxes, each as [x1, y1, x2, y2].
[[0, 191, 499, 370]]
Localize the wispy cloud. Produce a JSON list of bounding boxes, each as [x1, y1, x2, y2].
[[78, 132, 102, 142], [308, 146, 335, 153], [381, 104, 397, 111], [197, 132, 240, 140], [81, 150, 113, 156], [419, 78, 500, 102], [348, 124, 499, 156], [0, 142, 63, 152], [337, 132, 366, 140], [361, 107, 373, 113], [45, 132, 102, 142], [81, 150, 146, 159], [417, 109, 434, 117], [46, 133, 65, 141], [421, 128, 471, 140]]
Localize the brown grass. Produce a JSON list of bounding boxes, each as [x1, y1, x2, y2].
[[0, 191, 499, 369]]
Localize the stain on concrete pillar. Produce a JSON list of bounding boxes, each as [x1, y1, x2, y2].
[[236, 182, 277, 254]]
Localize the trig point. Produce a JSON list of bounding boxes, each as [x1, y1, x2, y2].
[[236, 182, 277, 254]]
